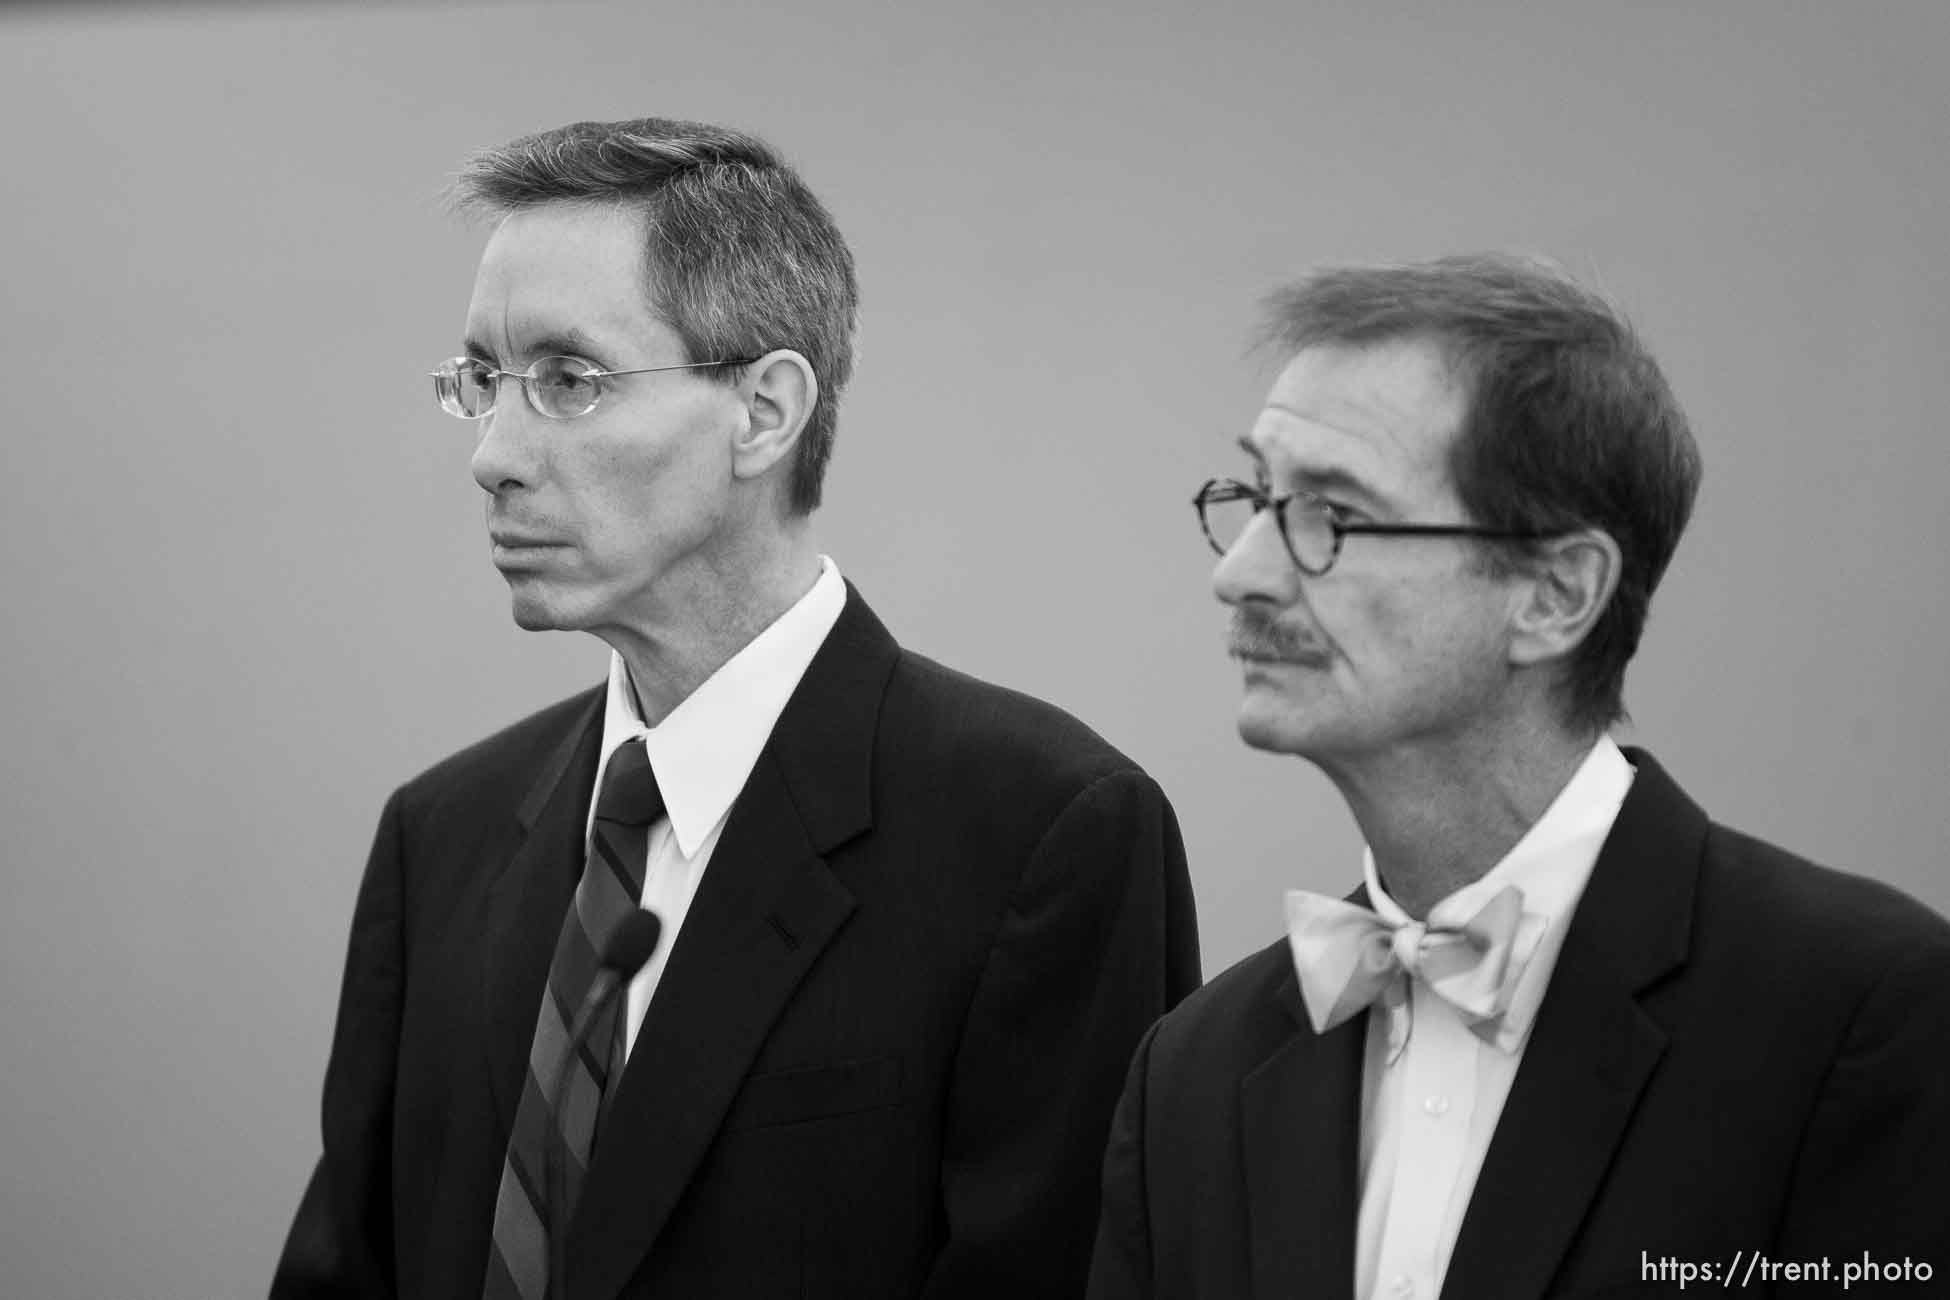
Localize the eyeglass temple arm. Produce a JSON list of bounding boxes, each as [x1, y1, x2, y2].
[[432, 358, 758, 381], [593, 358, 759, 377], [1339, 522, 1555, 540]]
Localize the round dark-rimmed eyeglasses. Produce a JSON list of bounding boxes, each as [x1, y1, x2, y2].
[[430, 354, 758, 421], [1193, 477, 1555, 577]]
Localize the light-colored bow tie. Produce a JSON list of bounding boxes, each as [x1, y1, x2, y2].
[[1284, 884, 1543, 1063]]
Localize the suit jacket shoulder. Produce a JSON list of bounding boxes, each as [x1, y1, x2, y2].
[[394, 687, 601, 810], [1145, 939, 1293, 1067], [865, 644, 1177, 897], [1696, 815, 1950, 984], [886, 645, 1150, 788], [1602, 749, 1950, 1086]]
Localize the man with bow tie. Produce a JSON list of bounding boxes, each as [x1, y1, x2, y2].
[[1087, 254, 1950, 1300]]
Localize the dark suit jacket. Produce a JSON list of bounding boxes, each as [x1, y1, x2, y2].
[[1089, 749, 1950, 1299], [275, 587, 1200, 1299]]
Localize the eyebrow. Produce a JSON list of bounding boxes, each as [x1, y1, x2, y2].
[[1235, 435, 1386, 509], [462, 326, 610, 367]]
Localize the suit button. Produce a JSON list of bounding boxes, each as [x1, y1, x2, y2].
[[1390, 1274, 1415, 1297], [1422, 1094, 1450, 1116]]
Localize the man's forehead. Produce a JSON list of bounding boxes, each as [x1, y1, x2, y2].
[[1250, 340, 1463, 471], [464, 204, 655, 355], [1246, 403, 1367, 452], [480, 200, 645, 266], [1242, 405, 1386, 487]]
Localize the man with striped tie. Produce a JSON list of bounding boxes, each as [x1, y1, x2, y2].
[[1086, 255, 1950, 1299], [273, 117, 1199, 1299]]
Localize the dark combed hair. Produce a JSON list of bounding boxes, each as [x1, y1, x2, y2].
[[450, 117, 858, 513], [1259, 253, 1702, 733]]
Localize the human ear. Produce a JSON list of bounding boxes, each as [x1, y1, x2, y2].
[[1506, 528, 1622, 668], [731, 349, 818, 482]]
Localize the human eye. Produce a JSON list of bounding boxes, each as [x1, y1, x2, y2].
[[458, 357, 502, 397], [534, 356, 603, 398], [1291, 492, 1352, 526], [503, 356, 606, 418], [1319, 498, 1361, 521]]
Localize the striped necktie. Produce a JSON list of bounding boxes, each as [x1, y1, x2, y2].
[[484, 738, 663, 1300]]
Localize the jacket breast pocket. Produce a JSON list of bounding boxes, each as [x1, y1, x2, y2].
[[720, 1056, 904, 1132]]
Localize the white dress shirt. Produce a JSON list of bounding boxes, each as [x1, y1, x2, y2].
[[1352, 738, 1635, 1300], [585, 556, 847, 1064]]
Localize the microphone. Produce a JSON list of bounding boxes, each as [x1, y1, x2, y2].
[[549, 909, 663, 1299]]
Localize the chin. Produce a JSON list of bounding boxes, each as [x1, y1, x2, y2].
[[509, 602, 566, 632], [504, 581, 594, 633], [1234, 686, 1352, 760], [1235, 696, 1306, 755]]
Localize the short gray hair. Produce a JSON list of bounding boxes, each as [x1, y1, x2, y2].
[[451, 117, 858, 513]]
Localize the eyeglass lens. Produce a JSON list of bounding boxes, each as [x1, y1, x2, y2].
[[433, 357, 607, 419], [1200, 485, 1335, 572], [456, 361, 497, 417], [524, 357, 603, 417], [1198, 491, 1260, 554]]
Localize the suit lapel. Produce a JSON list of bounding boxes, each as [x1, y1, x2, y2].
[[565, 585, 899, 1300], [1242, 972, 1367, 1300], [1440, 748, 1705, 1300], [480, 689, 606, 1131]]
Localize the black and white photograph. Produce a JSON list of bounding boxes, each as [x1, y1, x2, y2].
[[2, 2, 1945, 1297]]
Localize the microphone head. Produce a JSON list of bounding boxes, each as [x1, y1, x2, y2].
[[601, 910, 664, 978]]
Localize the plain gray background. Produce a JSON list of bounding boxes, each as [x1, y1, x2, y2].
[[2, 2, 1945, 1296]]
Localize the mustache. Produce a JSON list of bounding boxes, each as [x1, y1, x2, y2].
[[1228, 610, 1323, 662]]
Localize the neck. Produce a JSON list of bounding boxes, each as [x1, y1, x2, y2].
[[602, 518, 821, 727], [1323, 715, 1602, 919]]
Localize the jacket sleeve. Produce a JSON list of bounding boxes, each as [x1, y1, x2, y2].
[[1087, 1017, 1163, 1300], [271, 788, 409, 1299], [1774, 933, 1950, 1265], [920, 769, 1198, 1300]]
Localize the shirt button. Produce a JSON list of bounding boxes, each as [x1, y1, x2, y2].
[[1390, 1275, 1415, 1297], [1422, 1094, 1450, 1116]]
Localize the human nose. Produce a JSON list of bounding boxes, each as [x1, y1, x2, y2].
[[468, 394, 543, 495], [1212, 506, 1302, 608]]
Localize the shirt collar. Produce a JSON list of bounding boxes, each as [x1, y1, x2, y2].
[[591, 556, 847, 857], [1364, 736, 1634, 928], [1362, 737, 1636, 1042]]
